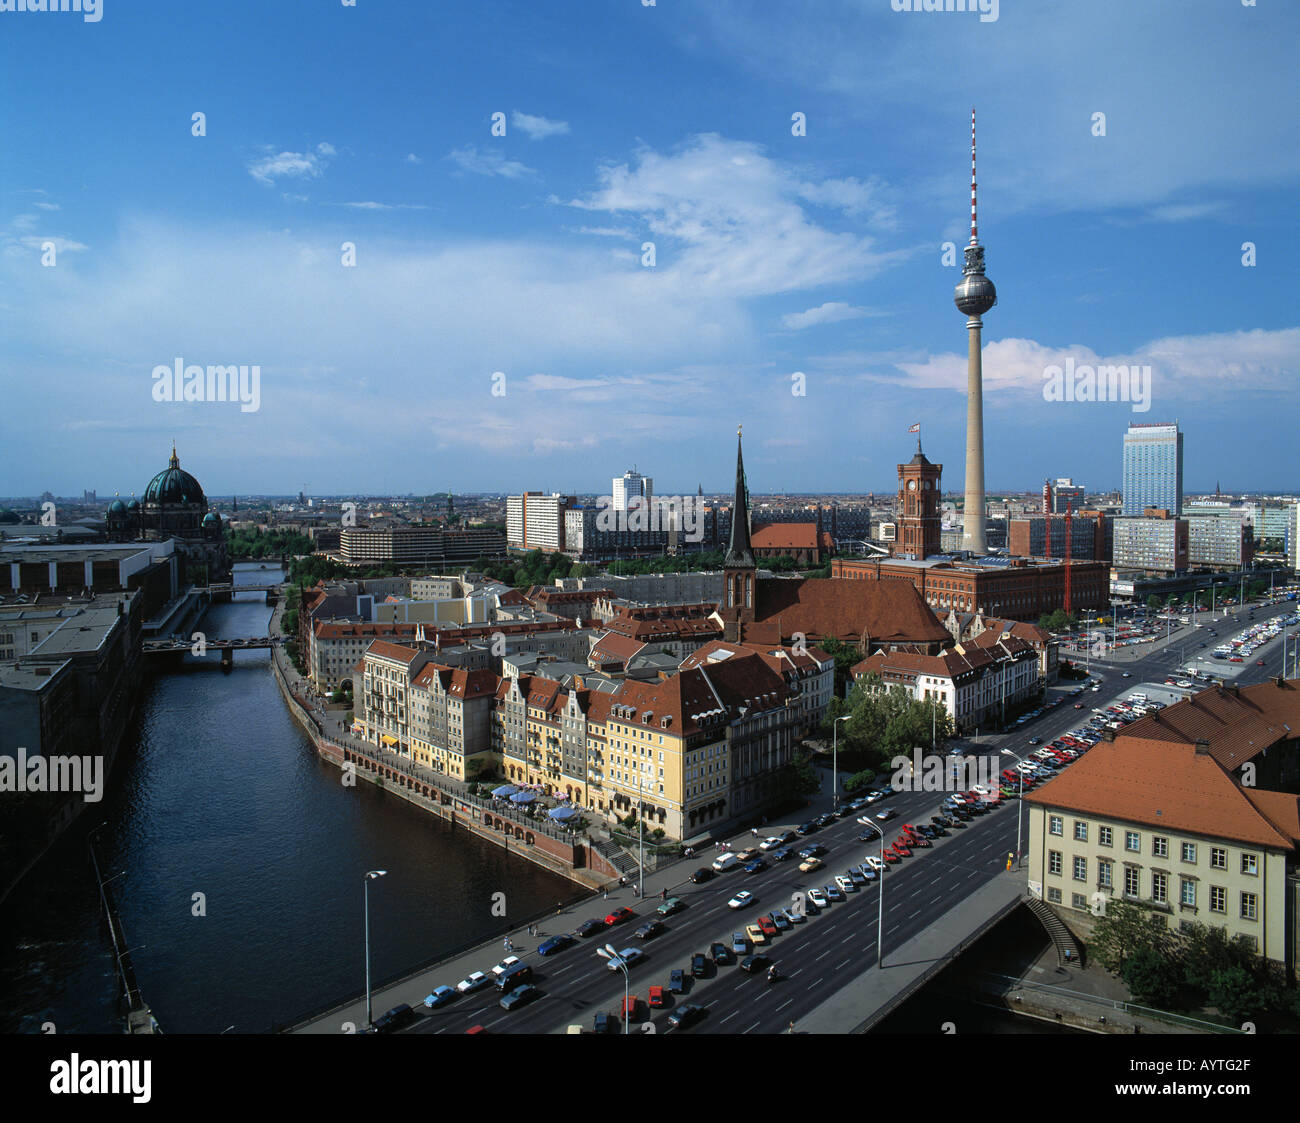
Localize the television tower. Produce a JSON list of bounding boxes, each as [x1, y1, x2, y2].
[[955, 109, 997, 554]]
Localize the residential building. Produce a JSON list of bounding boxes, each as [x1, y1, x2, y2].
[[507, 492, 572, 553], [1113, 511, 1190, 574]]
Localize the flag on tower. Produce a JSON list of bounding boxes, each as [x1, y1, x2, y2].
[[907, 423, 920, 434]]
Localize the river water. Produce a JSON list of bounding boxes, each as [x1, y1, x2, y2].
[[0, 563, 578, 1034]]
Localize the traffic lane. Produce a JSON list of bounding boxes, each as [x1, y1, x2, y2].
[[673, 811, 1019, 1033]]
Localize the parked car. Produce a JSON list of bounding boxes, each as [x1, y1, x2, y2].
[[647, 985, 666, 1009], [731, 932, 748, 956], [745, 923, 767, 945], [372, 1003, 415, 1033], [739, 954, 772, 975], [710, 941, 734, 964], [456, 971, 491, 994], [666, 1004, 706, 1031], [604, 907, 635, 926], [423, 986, 457, 1009], [690, 953, 709, 978], [538, 933, 575, 956], [757, 915, 779, 937], [690, 867, 715, 884], [491, 955, 522, 978], [669, 968, 686, 993]]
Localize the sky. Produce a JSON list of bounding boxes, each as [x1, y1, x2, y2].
[[1, 0, 1297, 501]]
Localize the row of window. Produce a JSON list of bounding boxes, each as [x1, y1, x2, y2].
[[1047, 852, 1258, 920], [1047, 816, 1257, 874]]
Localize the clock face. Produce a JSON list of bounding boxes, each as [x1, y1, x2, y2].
[[908, 480, 917, 491]]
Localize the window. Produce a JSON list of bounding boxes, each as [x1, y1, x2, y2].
[[1073, 857, 1087, 881], [1209, 885, 1226, 914], [1152, 836, 1168, 859], [1125, 831, 1140, 853], [1124, 867, 1140, 896], [1180, 879, 1196, 907], [1071, 892, 1088, 910], [1240, 892, 1257, 921], [1073, 821, 1088, 842], [1098, 826, 1113, 848], [1210, 847, 1227, 870], [1047, 886, 1062, 904], [1151, 872, 1167, 904], [1181, 841, 1197, 863], [1049, 815, 1063, 837], [1098, 859, 1112, 888], [1241, 853, 1258, 876]]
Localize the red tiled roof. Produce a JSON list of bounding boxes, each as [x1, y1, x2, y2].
[[743, 577, 950, 648], [364, 641, 422, 663], [314, 620, 419, 640], [751, 523, 820, 550], [1023, 737, 1297, 851]]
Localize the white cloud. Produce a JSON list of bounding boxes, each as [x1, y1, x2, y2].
[[333, 201, 430, 211], [567, 133, 905, 299], [446, 146, 536, 179], [247, 146, 332, 185], [34, 201, 60, 212], [404, 153, 422, 164], [512, 111, 570, 141], [781, 301, 877, 330]]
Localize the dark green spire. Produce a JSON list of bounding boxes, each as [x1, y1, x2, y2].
[[725, 425, 755, 568]]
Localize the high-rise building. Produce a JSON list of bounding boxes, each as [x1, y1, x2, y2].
[[1048, 478, 1086, 514], [1113, 511, 1188, 574], [506, 492, 572, 553], [1122, 423, 1183, 516], [954, 110, 997, 554], [612, 469, 652, 513]]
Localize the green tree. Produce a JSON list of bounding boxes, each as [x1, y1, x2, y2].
[[1146, 594, 1163, 610], [1121, 944, 1182, 1008], [1089, 899, 1171, 973], [1206, 965, 1265, 1024], [783, 752, 821, 798]]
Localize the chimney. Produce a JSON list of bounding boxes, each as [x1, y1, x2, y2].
[[1194, 739, 1210, 755], [1102, 729, 1115, 742]]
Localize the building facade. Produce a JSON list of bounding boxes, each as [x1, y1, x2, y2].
[[1113, 513, 1190, 574], [1122, 422, 1184, 516]]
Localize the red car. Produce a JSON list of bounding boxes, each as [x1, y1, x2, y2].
[[757, 915, 778, 938], [900, 825, 931, 848], [881, 849, 901, 864], [604, 907, 635, 926], [623, 995, 642, 1021], [647, 985, 665, 1009], [891, 840, 913, 858]]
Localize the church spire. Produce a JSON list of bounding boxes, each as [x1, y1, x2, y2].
[[725, 424, 755, 568], [169, 441, 179, 470]]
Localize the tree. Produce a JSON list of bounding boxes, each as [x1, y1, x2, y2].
[[817, 637, 860, 700], [843, 768, 876, 794], [1146, 594, 1163, 610], [1206, 965, 1264, 1024], [1089, 900, 1171, 972], [1121, 945, 1181, 1008], [783, 753, 821, 798]]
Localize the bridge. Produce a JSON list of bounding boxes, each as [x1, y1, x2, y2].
[[142, 635, 287, 666], [201, 582, 283, 603]]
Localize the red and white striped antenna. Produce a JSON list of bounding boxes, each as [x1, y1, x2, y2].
[[969, 107, 979, 246]]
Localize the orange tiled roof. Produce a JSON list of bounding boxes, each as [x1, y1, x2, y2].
[[751, 523, 820, 550], [744, 577, 950, 648]]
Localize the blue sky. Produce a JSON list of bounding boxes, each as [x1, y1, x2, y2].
[[2, 0, 1297, 500]]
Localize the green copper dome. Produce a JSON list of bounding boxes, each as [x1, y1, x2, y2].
[[144, 445, 206, 508]]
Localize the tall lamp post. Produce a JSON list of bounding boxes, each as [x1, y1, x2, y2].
[[831, 715, 850, 807], [856, 818, 887, 970], [596, 945, 630, 1034], [1000, 749, 1026, 869], [364, 869, 387, 1028]]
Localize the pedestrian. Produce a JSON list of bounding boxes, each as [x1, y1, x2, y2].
[[751, 827, 758, 838], [660, 887, 667, 901], [603, 887, 608, 900], [503, 937, 510, 951]]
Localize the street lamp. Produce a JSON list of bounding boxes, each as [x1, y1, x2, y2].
[[364, 869, 388, 1028], [857, 819, 887, 970], [1000, 749, 1026, 869], [832, 715, 850, 807], [596, 944, 630, 1034]]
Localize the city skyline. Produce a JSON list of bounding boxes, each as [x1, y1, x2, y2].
[[3, 2, 1297, 496]]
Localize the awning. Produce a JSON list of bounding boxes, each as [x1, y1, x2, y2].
[[548, 806, 578, 821], [510, 791, 537, 804], [492, 785, 518, 798], [381, 735, 398, 745]]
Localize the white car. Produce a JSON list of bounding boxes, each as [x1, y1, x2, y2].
[[491, 955, 521, 978], [727, 890, 755, 910], [758, 836, 785, 851], [606, 947, 645, 971], [782, 906, 806, 925], [806, 887, 829, 908], [864, 856, 886, 874], [971, 785, 992, 796], [456, 971, 490, 994], [835, 875, 857, 893]]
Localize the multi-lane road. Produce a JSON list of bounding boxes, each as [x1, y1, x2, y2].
[[397, 598, 1297, 1035]]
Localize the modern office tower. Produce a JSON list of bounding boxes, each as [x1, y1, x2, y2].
[[612, 469, 652, 512], [954, 109, 997, 554], [1122, 422, 1183, 516]]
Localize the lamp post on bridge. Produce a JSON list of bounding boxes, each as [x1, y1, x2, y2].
[[364, 869, 388, 1028]]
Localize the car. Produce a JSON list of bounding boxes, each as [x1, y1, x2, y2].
[[657, 896, 685, 916], [669, 968, 686, 993], [1027, 737, 1041, 745], [836, 803, 856, 818], [538, 933, 575, 956], [862, 855, 887, 874], [824, 884, 846, 902], [798, 843, 827, 859], [865, 789, 887, 803], [739, 954, 772, 974], [798, 856, 824, 873], [491, 955, 522, 978], [690, 953, 709, 977], [371, 1003, 416, 1033], [816, 813, 838, 828], [759, 836, 785, 851], [727, 890, 755, 910], [735, 847, 762, 862], [771, 847, 794, 862], [903, 830, 931, 848], [770, 909, 793, 930], [835, 874, 857, 893], [423, 985, 457, 1008], [784, 905, 807, 924], [806, 887, 828, 908], [757, 915, 779, 937], [848, 866, 869, 884], [875, 807, 897, 821], [710, 941, 734, 964], [606, 948, 645, 971], [647, 985, 666, 1009], [931, 814, 954, 829], [796, 821, 819, 835], [731, 931, 749, 955], [666, 1004, 706, 1031], [635, 920, 665, 941], [744, 858, 769, 875], [1074, 702, 1084, 709], [889, 842, 912, 858], [745, 923, 767, 945], [456, 971, 491, 994], [605, 907, 636, 926], [592, 1010, 615, 1034], [1257, 659, 1266, 666], [499, 984, 540, 1011], [690, 867, 715, 884], [622, 995, 641, 1021]]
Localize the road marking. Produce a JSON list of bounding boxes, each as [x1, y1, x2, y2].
[[840, 934, 854, 944], [808, 977, 822, 987], [908, 909, 921, 919], [835, 958, 850, 970], [720, 1009, 739, 1023], [743, 1022, 760, 1033], [815, 950, 830, 962]]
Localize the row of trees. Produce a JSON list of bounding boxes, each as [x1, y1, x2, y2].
[[226, 525, 314, 559], [1091, 901, 1298, 1023], [468, 547, 829, 589]]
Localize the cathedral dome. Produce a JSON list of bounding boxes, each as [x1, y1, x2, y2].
[[144, 445, 207, 509]]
